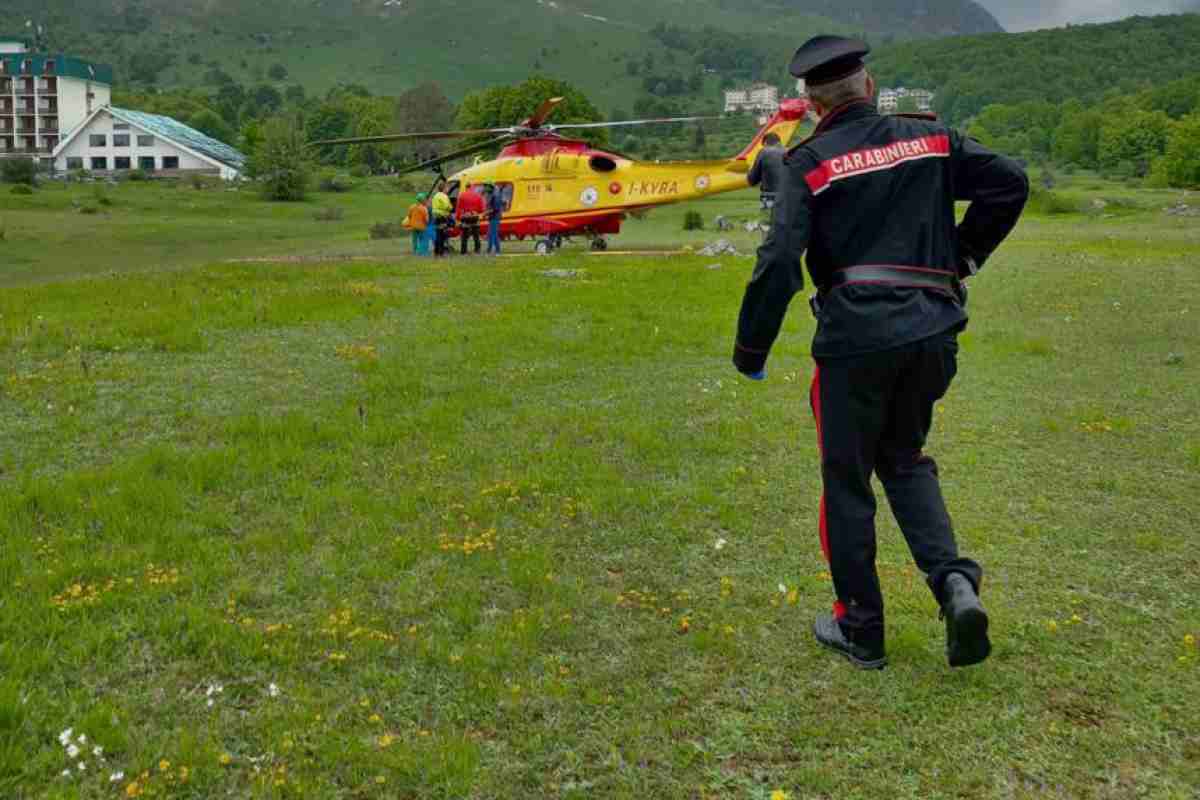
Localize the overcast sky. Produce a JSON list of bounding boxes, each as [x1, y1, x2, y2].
[[979, 0, 1200, 30]]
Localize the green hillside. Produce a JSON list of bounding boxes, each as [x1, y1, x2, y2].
[[7, 0, 996, 111], [869, 13, 1200, 123]]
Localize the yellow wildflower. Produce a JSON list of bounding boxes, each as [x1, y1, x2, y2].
[[369, 713, 382, 724], [158, 759, 170, 772], [378, 734, 396, 748], [375, 775, 387, 784], [125, 782, 143, 798], [1047, 620, 1058, 632], [219, 753, 233, 766], [679, 616, 691, 634], [1186, 634, 1196, 647], [771, 791, 791, 800], [787, 589, 799, 606]]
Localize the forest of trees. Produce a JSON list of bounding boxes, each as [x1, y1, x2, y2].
[[966, 74, 1200, 186], [869, 14, 1200, 124]]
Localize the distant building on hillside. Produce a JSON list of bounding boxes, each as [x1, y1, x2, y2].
[[54, 107, 246, 179], [877, 87, 935, 113], [0, 37, 112, 168], [724, 83, 780, 115]]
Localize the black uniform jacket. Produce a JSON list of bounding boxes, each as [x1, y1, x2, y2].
[[747, 146, 785, 196], [733, 101, 1029, 370]]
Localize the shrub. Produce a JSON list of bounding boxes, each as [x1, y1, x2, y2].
[[318, 171, 353, 193], [78, 204, 99, 215], [1027, 187, 1078, 215], [69, 169, 93, 183], [313, 207, 345, 222], [349, 164, 370, 179], [93, 186, 114, 207], [683, 210, 704, 231], [1, 159, 38, 186], [127, 169, 150, 182], [368, 221, 403, 239], [10, 184, 34, 195]]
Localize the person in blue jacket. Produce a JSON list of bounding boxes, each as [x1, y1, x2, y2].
[[485, 184, 505, 255]]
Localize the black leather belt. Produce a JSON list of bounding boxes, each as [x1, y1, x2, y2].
[[830, 265, 958, 292]]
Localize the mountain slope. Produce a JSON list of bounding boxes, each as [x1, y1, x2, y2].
[[9, 0, 999, 110]]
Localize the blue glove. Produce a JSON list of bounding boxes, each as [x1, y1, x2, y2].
[[745, 369, 767, 382]]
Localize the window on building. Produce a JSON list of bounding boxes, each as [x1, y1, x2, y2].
[[113, 134, 130, 147], [137, 135, 155, 147], [89, 134, 106, 147], [138, 156, 156, 170], [66, 157, 83, 170], [91, 157, 108, 170], [114, 156, 131, 170], [162, 156, 180, 169]]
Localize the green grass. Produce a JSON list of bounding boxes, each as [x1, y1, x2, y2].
[[1, 177, 1198, 798]]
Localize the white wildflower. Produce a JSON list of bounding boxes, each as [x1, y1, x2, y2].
[[61, 769, 71, 778], [58, 728, 74, 746], [268, 683, 281, 698], [714, 538, 727, 551], [110, 771, 125, 783], [66, 743, 80, 759], [207, 698, 215, 708], [778, 583, 788, 594], [76, 761, 86, 772], [77, 734, 87, 744], [92, 745, 104, 757]]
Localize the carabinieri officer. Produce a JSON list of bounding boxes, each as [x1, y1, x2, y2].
[[732, 36, 1029, 670]]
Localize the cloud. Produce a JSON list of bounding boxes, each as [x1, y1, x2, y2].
[[979, 0, 1200, 31]]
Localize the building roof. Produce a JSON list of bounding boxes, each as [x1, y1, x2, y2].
[[0, 52, 113, 84], [109, 107, 246, 169]]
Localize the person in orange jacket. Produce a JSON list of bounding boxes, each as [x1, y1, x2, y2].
[[402, 193, 431, 256]]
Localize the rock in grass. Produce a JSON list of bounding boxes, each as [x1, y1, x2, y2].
[[707, 263, 722, 271], [541, 269, 584, 279], [1165, 353, 1184, 365], [698, 239, 739, 257]]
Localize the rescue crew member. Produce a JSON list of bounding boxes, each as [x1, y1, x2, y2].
[[747, 132, 785, 217], [431, 181, 454, 258], [456, 182, 486, 256], [731, 35, 1029, 670], [403, 192, 430, 256], [486, 183, 505, 256]]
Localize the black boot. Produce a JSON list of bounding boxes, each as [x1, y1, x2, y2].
[[813, 614, 887, 670], [941, 573, 991, 668]]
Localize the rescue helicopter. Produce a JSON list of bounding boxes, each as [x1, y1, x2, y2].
[[314, 96, 812, 253]]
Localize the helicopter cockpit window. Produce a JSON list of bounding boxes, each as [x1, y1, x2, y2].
[[494, 182, 515, 212], [589, 155, 617, 173]]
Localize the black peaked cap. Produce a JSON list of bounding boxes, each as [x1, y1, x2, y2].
[[790, 35, 871, 84]]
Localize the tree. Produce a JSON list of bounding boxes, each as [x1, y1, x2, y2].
[[214, 83, 247, 127], [268, 63, 289, 82], [1052, 101, 1103, 169], [250, 84, 283, 116], [189, 110, 234, 144], [346, 97, 394, 174], [456, 77, 608, 151], [284, 84, 307, 106], [247, 116, 312, 201], [1, 158, 38, 186], [1150, 112, 1200, 187], [392, 83, 456, 164], [1098, 110, 1174, 176]]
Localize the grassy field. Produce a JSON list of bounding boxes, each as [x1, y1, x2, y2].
[[1, 177, 1198, 799]]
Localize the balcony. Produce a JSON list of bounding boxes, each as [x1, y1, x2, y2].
[[16, 82, 36, 96]]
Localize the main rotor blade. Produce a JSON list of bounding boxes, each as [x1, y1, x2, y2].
[[523, 97, 564, 129], [309, 127, 513, 146], [547, 115, 722, 131], [396, 135, 514, 176]]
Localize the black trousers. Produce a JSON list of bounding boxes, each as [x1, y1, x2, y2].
[[810, 329, 982, 649], [460, 217, 481, 254], [434, 218, 452, 257]]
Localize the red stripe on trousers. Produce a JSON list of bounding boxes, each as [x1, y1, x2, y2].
[[810, 364, 847, 620]]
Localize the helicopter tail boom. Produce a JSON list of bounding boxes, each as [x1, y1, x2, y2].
[[731, 98, 814, 169]]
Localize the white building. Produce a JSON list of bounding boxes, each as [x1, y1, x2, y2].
[[724, 83, 780, 114], [0, 39, 111, 168], [877, 87, 936, 114], [54, 106, 245, 179]]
